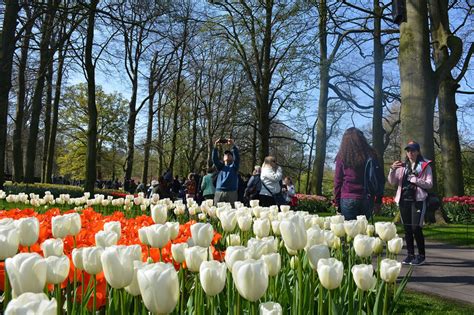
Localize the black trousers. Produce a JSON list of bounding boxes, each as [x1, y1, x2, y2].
[[400, 200, 426, 256]]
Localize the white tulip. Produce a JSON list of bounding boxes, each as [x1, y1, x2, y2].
[[353, 235, 375, 258], [15, 217, 39, 247], [200, 261, 227, 296], [280, 215, 307, 251], [138, 227, 149, 245], [138, 263, 179, 314], [259, 302, 282, 315], [262, 253, 281, 276], [219, 211, 237, 232], [171, 243, 188, 263], [0, 223, 20, 260], [373, 237, 384, 255], [72, 247, 85, 270], [366, 224, 375, 236], [330, 215, 344, 224], [125, 260, 148, 296], [351, 264, 376, 291], [144, 224, 170, 249], [226, 233, 241, 246], [166, 222, 180, 240], [225, 246, 247, 271], [5, 292, 56, 315], [344, 220, 359, 238], [45, 255, 70, 285], [380, 259, 401, 283], [191, 223, 214, 247], [103, 221, 121, 240], [330, 223, 345, 237], [185, 246, 209, 272], [237, 214, 252, 232], [101, 245, 140, 289], [95, 231, 119, 248], [307, 244, 330, 271], [249, 200, 260, 208], [317, 258, 344, 290], [271, 220, 281, 236], [82, 246, 104, 275], [253, 218, 271, 238], [375, 222, 397, 242], [306, 227, 325, 249], [232, 259, 269, 302], [151, 204, 168, 224], [51, 213, 81, 238], [6, 253, 47, 297], [388, 237, 403, 255]]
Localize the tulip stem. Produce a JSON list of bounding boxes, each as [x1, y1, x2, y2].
[[3, 265, 10, 312], [158, 248, 162, 262], [328, 290, 332, 315], [180, 267, 185, 315], [383, 281, 388, 315], [80, 272, 84, 314], [55, 284, 61, 315], [358, 289, 363, 315], [318, 282, 323, 315], [297, 251, 303, 315], [93, 275, 97, 315]]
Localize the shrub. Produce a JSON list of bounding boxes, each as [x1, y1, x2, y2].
[[4, 182, 123, 198], [294, 194, 331, 213]]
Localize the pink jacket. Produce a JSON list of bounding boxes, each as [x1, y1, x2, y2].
[[387, 159, 433, 204]]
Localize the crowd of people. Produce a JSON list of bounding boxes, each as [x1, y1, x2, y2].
[[128, 138, 296, 208]]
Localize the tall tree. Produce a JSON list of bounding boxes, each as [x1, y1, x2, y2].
[[210, 0, 307, 163], [168, 3, 191, 174], [0, 0, 20, 188], [429, 0, 471, 196], [84, 0, 99, 193], [24, 0, 60, 182], [13, 4, 35, 182]]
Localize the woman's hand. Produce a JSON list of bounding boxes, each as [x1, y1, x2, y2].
[[391, 160, 403, 170]]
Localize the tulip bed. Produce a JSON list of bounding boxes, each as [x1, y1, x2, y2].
[[0, 191, 411, 314]]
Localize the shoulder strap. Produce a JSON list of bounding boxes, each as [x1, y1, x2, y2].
[[418, 160, 432, 177]]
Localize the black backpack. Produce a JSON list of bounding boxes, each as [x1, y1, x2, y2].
[[364, 157, 385, 199]]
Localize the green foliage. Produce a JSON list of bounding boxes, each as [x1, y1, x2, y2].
[[395, 290, 474, 314], [443, 202, 473, 224], [294, 198, 332, 214], [57, 83, 128, 179]]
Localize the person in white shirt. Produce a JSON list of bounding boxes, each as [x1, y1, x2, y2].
[[259, 156, 284, 207]]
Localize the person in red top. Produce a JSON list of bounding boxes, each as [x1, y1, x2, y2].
[[333, 127, 383, 220]]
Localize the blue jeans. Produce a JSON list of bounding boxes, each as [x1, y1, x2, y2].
[[340, 198, 372, 220]]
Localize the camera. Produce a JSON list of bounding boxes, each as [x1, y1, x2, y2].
[[218, 138, 228, 144], [401, 169, 417, 203]]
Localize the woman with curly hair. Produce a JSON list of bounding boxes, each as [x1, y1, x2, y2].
[[333, 127, 384, 220]]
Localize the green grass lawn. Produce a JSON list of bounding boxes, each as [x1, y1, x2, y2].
[[395, 290, 474, 314], [316, 212, 474, 247]]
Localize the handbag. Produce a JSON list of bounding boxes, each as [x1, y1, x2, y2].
[[261, 180, 287, 207]]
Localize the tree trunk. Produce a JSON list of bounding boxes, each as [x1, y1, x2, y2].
[[142, 77, 155, 185], [157, 92, 164, 177], [13, 6, 33, 183], [438, 79, 464, 196], [0, 0, 20, 188], [42, 62, 53, 182], [251, 122, 257, 167], [372, 0, 384, 164], [24, 0, 58, 183], [399, 0, 435, 161], [311, 0, 329, 195], [124, 87, 137, 182], [84, 0, 99, 193], [46, 46, 65, 183], [428, 0, 465, 196], [168, 18, 189, 174]]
